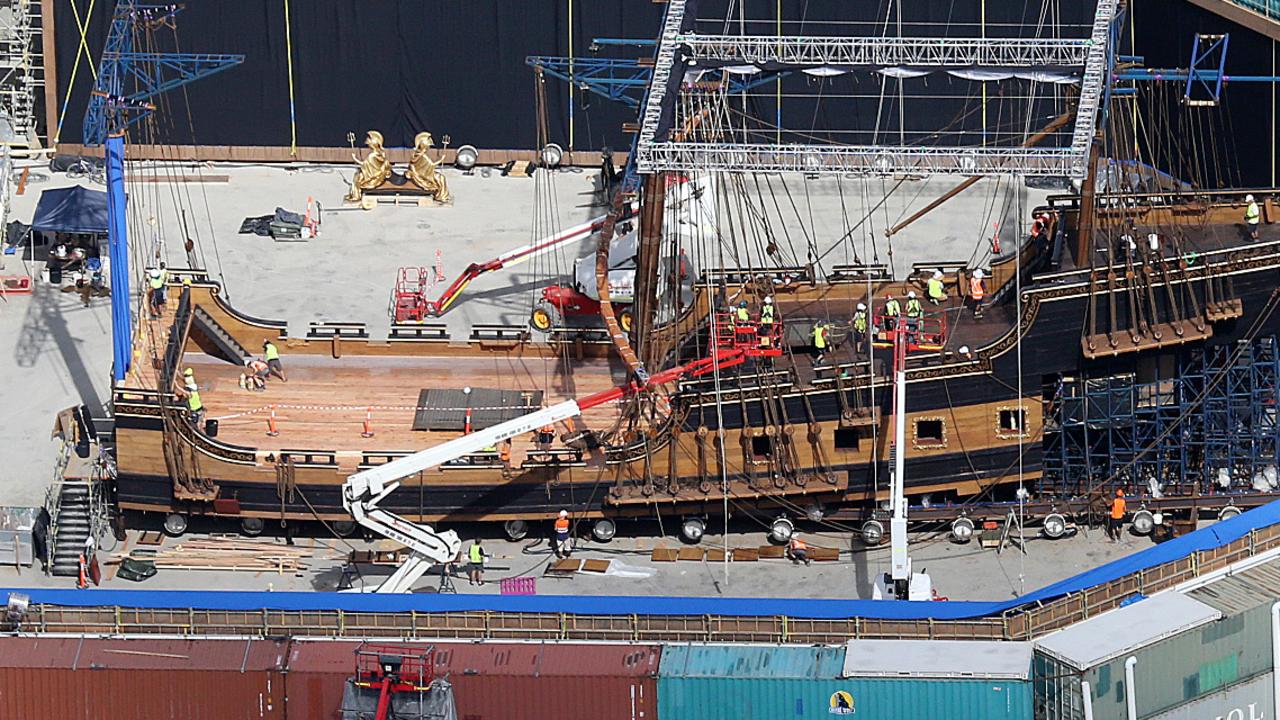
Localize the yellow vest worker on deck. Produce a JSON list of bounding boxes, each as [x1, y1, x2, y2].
[[146, 263, 168, 319], [186, 389, 205, 425], [263, 340, 287, 382], [905, 292, 923, 319], [883, 294, 901, 331], [735, 301, 751, 323], [852, 303, 868, 348], [812, 322, 829, 365], [1246, 194, 1261, 240], [927, 270, 946, 305]]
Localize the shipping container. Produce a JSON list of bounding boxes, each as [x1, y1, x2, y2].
[[658, 642, 1033, 720], [0, 637, 287, 720], [285, 640, 660, 720], [1035, 557, 1280, 720], [1146, 672, 1274, 720]]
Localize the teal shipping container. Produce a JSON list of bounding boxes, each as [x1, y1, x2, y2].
[[657, 642, 1033, 720]]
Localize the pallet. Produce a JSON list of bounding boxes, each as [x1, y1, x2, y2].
[[545, 558, 581, 576]]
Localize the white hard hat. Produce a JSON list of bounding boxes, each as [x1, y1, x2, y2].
[[148, 268, 161, 278], [1246, 194, 1255, 202], [959, 345, 971, 354], [973, 269, 985, 279], [857, 303, 867, 311], [764, 296, 773, 304], [933, 270, 943, 279], [559, 509, 568, 518], [907, 291, 916, 298]]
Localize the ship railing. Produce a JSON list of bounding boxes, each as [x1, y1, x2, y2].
[[40, 440, 73, 572]]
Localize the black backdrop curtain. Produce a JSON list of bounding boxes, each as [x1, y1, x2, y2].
[[52, 1, 660, 152], [51, 1, 1279, 186]]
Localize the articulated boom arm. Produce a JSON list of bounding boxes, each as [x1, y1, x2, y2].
[[426, 204, 638, 316], [341, 348, 744, 591]]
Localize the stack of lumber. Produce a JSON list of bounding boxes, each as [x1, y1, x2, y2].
[[123, 537, 315, 573]]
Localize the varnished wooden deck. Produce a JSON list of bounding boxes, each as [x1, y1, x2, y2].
[[186, 352, 628, 458]]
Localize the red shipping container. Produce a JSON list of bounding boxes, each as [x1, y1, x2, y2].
[[285, 640, 661, 720], [0, 637, 288, 720]]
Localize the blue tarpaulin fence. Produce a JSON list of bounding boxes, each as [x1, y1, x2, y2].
[[8, 499, 1280, 620]]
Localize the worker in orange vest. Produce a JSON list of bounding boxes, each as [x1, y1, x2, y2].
[[499, 440, 513, 478], [788, 533, 811, 566], [1107, 489, 1127, 542], [554, 509, 572, 558], [969, 269, 986, 319]]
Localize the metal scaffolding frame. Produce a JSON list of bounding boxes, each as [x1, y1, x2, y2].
[[1042, 337, 1280, 498], [0, 0, 43, 147], [678, 36, 1092, 68], [635, 0, 1118, 178]]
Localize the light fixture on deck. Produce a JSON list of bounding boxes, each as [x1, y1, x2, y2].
[[541, 143, 564, 169], [950, 516, 975, 543], [455, 145, 479, 172]]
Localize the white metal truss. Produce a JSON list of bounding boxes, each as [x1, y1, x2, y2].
[[680, 36, 1091, 69], [0, 0, 45, 147], [636, 0, 1119, 178]]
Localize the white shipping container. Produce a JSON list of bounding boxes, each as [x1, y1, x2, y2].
[[1146, 672, 1273, 720]]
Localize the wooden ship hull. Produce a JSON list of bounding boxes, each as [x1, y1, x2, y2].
[[110, 188, 1280, 535]]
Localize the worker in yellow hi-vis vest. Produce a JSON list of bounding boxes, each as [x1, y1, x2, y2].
[[1246, 194, 1261, 241]]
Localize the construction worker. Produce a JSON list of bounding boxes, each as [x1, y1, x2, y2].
[[787, 532, 811, 566], [735, 300, 751, 324], [1246, 194, 1261, 241], [468, 538, 487, 586], [969, 269, 986, 319], [262, 340, 287, 382], [241, 357, 270, 391], [851, 303, 868, 348], [537, 423, 556, 450], [883, 293, 901, 331], [812, 321, 829, 365], [186, 387, 205, 426], [554, 509, 572, 558], [146, 263, 168, 318], [499, 439, 513, 478], [182, 367, 198, 393], [927, 270, 947, 306], [1108, 489, 1127, 542]]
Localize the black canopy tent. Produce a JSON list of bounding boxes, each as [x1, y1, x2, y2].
[[31, 186, 109, 235]]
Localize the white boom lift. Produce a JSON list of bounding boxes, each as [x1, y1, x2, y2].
[[341, 349, 745, 593], [872, 327, 934, 601]]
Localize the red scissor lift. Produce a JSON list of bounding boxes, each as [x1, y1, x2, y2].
[[345, 644, 439, 720], [871, 311, 948, 352], [713, 313, 785, 357]]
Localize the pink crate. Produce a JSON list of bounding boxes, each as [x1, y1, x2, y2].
[[499, 577, 537, 596]]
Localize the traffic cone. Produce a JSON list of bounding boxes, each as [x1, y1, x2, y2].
[[361, 407, 374, 438], [266, 405, 280, 437], [77, 554, 88, 589]]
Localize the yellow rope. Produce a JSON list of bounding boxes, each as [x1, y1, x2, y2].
[[284, 0, 297, 157], [53, 0, 99, 145]]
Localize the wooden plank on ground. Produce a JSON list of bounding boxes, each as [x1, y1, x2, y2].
[[545, 558, 581, 576], [677, 547, 705, 562], [810, 547, 840, 562], [758, 545, 786, 559], [732, 547, 759, 562], [137, 531, 163, 546], [706, 548, 726, 563], [581, 559, 611, 573], [651, 548, 678, 562]]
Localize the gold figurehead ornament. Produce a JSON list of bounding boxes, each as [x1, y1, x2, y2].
[[407, 131, 451, 204], [345, 130, 392, 202]]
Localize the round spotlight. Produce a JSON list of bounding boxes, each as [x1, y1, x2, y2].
[[860, 519, 885, 546], [1218, 505, 1242, 522], [503, 519, 529, 541], [592, 518, 617, 542], [951, 516, 976, 543], [1042, 512, 1067, 539], [805, 503, 825, 523], [681, 517, 706, 543], [770, 516, 795, 544], [1131, 509, 1155, 536], [541, 143, 564, 169], [455, 144, 479, 171]]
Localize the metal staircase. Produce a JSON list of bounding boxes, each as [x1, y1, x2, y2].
[[44, 436, 113, 578], [1187, 0, 1280, 41], [191, 306, 251, 364]]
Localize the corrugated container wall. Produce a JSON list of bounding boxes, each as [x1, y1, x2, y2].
[[0, 637, 287, 720], [285, 640, 661, 720], [1035, 579, 1279, 720], [1146, 671, 1275, 720], [657, 644, 1033, 720]]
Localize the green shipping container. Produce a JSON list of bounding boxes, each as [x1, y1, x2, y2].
[[657, 642, 1033, 720]]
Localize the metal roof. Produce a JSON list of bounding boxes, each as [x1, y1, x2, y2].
[[842, 640, 1032, 680], [658, 644, 845, 679], [1187, 555, 1280, 615], [1033, 592, 1222, 670]]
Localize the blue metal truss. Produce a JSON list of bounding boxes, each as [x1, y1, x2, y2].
[[83, 1, 244, 145], [1185, 34, 1230, 106]]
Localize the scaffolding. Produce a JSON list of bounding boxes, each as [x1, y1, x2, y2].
[[1043, 337, 1280, 498], [0, 0, 42, 148]]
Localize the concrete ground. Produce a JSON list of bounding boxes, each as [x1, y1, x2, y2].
[[0, 158, 1059, 600], [0, 520, 1159, 601]]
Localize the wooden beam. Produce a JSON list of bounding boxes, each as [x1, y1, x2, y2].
[[40, 0, 59, 147]]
